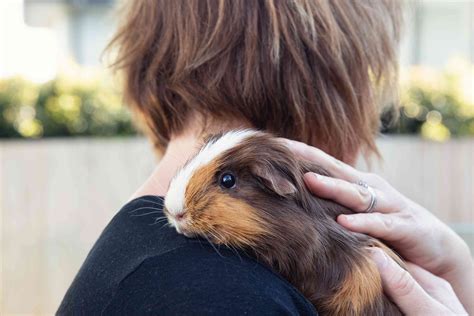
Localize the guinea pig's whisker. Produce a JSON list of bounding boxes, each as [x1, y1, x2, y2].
[[151, 216, 167, 222], [149, 217, 168, 226], [154, 215, 167, 220], [210, 230, 243, 260], [151, 220, 171, 229], [129, 206, 162, 214], [161, 220, 172, 228], [204, 235, 224, 259], [196, 237, 206, 250], [226, 243, 242, 262], [139, 199, 165, 206], [207, 228, 237, 257], [131, 211, 162, 217], [212, 228, 226, 242]]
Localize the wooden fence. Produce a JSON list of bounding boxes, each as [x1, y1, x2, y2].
[[1, 136, 473, 315]]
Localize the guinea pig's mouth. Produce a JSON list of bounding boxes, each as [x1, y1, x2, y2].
[[163, 207, 200, 238], [175, 225, 198, 238]]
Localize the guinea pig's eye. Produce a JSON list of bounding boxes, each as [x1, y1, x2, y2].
[[219, 172, 236, 189]]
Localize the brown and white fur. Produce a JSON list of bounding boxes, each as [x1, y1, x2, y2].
[[164, 130, 404, 316]]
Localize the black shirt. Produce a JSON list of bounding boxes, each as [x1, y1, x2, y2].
[[58, 196, 317, 315]]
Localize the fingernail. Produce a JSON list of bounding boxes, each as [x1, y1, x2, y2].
[[342, 214, 356, 222], [369, 248, 388, 269], [282, 139, 291, 146], [283, 139, 297, 150], [316, 174, 331, 183], [304, 172, 318, 181]]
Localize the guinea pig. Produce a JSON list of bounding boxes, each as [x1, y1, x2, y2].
[[164, 130, 404, 316]]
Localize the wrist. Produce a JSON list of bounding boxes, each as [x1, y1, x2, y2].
[[442, 253, 474, 315], [438, 229, 472, 281]]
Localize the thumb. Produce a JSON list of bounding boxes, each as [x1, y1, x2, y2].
[[369, 248, 447, 315]]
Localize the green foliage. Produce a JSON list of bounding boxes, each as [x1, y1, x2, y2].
[[1, 60, 473, 140], [383, 60, 474, 141], [0, 72, 136, 138]]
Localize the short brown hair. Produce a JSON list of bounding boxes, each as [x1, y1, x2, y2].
[[108, 0, 402, 161]]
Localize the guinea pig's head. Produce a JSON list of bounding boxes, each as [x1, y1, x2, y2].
[[164, 130, 309, 248]]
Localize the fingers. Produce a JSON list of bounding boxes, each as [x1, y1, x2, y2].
[[284, 139, 361, 183], [337, 213, 410, 242], [406, 263, 467, 314], [369, 248, 451, 315], [287, 139, 402, 214], [303, 173, 392, 213]]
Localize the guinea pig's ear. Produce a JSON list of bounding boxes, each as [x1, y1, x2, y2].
[[251, 165, 297, 196]]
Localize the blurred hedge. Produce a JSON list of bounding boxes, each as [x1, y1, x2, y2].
[[0, 70, 136, 138], [382, 59, 474, 141], [1, 60, 473, 141]]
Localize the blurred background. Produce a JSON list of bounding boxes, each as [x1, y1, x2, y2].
[[0, 0, 473, 314]]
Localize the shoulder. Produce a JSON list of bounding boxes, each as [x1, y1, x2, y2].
[[59, 196, 316, 315], [103, 242, 317, 315]]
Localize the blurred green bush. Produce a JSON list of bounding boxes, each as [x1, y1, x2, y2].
[[383, 59, 474, 141], [1, 60, 473, 140], [0, 69, 136, 138]]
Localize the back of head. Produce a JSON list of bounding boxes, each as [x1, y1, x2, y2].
[[108, 0, 402, 162]]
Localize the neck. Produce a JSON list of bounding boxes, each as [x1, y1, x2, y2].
[[131, 132, 203, 199], [130, 118, 250, 199]]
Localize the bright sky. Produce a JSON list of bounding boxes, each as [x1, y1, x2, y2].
[[0, 0, 59, 83]]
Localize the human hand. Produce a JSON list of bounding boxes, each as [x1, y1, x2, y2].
[[369, 247, 467, 315], [285, 139, 474, 313]]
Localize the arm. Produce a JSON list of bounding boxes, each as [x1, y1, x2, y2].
[[285, 139, 474, 314]]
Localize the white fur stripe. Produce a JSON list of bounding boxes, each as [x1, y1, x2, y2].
[[164, 130, 258, 215]]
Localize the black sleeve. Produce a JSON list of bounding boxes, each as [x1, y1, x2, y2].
[[103, 244, 317, 316]]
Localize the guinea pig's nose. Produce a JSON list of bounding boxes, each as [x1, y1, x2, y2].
[[175, 213, 185, 221]]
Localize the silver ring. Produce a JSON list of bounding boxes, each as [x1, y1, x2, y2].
[[357, 180, 377, 213]]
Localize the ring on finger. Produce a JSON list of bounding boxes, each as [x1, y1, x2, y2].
[[357, 180, 377, 213]]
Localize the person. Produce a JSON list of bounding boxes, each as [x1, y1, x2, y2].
[[58, 0, 473, 315]]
